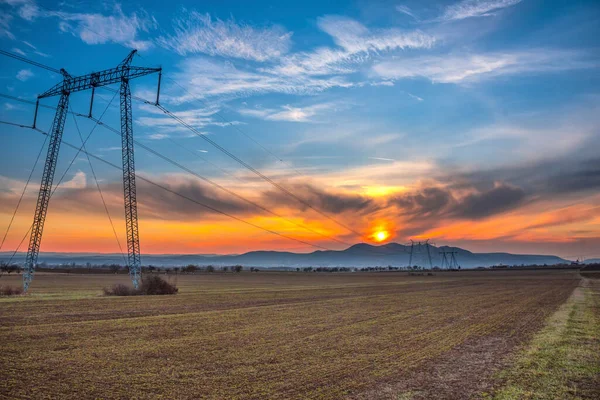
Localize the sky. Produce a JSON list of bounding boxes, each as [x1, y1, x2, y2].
[[0, 0, 599, 259]]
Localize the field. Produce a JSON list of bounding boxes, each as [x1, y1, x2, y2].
[[0, 270, 593, 399]]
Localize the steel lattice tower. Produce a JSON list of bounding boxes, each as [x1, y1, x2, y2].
[[23, 50, 161, 291], [408, 239, 433, 269]]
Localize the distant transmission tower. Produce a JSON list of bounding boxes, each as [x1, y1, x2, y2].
[[439, 248, 460, 269], [23, 50, 161, 292], [408, 239, 433, 269]]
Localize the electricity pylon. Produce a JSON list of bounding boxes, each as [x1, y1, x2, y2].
[[408, 239, 433, 269], [440, 249, 460, 269], [23, 50, 161, 292]]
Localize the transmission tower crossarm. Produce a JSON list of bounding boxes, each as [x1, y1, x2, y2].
[[37, 50, 159, 101], [38, 66, 161, 99]]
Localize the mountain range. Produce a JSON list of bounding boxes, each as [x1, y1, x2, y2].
[[0, 243, 570, 269]]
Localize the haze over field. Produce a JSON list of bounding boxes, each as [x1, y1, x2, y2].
[[0, 243, 569, 268], [1, 0, 599, 260]]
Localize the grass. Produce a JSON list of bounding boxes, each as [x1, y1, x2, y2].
[[0, 270, 582, 399], [493, 278, 600, 399]]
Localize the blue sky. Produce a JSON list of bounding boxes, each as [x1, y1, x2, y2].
[[0, 0, 599, 258]]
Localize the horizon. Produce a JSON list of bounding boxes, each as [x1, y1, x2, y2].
[[0, 240, 583, 261], [1, 0, 599, 261]]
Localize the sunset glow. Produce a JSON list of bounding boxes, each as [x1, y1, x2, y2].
[[0, 0, 598, 261]]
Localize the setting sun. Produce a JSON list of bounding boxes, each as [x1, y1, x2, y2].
[[374, 230, 389, 242]]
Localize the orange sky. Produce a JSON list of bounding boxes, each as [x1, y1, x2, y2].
[[2, 176, 599, 259]]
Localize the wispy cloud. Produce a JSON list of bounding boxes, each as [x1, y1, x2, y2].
[[11, 47, 26, 56], [168, 57, 355, 102], [0, 12, 15, 39], [406, 92, 424, 101], [373, 49, 598, 83], [269, 16, 435, 77], [166, 16, 435, 103], [158, 11, 292, 61], [440, 0, 522, 21], [368, 157, 396, 162], [16, 68, 33, 81], [53, 4, 157, 50], [396, 5, 419, 21], [136, 102, 240, 133], [238, 102, 338, 122]]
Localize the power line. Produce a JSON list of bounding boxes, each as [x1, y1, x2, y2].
[[70, 105, 127, 265], [55, 138, 332, 251], [102, 86, 364, 238], [4, 123, 336, 253], [0, 135, 48, 251], [3, 91, 118, 264], [2, 92, 401, 258], [0, 48, 365, 240], [0, 49, 62, 74], [4, 91, 351, 248], [0, 51, 406, 258]]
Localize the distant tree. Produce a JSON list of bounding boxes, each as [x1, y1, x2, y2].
[[109, 264, 121, 274], [232, 265, 243, 273], [184, 265, 197, 274], [173, 267, 180, 275], [206, 265, 215, 273], [222, 266, 229, 272]]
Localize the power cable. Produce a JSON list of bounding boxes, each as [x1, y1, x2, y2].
[[0, 49, 62, 74], [0, 48, 365, 240], [103, 86, 364, 238], [0, 135, 48, 251], [69, 106, 127, 265], [4, 91, 353, 248], [4, 91, 118, 264]]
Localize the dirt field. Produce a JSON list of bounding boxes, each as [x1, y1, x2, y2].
[[0, 270, 581, 399]]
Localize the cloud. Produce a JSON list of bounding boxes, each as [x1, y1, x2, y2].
[[168, 57, 355, 102], [135, 102, 239, 132], [262, 182, 379, 215], [16, 68, 33, 81], [406, 92, 424, 101], [452, 184, 526, 218], [368, 157, 396, 162], [161, 15, 435, 103], [11, 47, 25, 56], [54, 4, 157, 50], [60, 171, 86, 189], [391, 183, 526, 220], [319, 15, 434, 54], [373, 49, 598, 83], [396, 5, 419, 21], [15, 0, 38, 21], [158, 11, 292, 61], [21, 39, 35, 49], [238, 102, 337, 122], [148, 133, 169, 140], [269, 16, 435, 77], [440, 0, 522, 21], [0, 12, 14, 39]]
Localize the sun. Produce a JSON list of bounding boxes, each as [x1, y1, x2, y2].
[[374, 230, 389, 242]]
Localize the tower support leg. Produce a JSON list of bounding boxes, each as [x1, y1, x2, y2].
[[120, 78, 142, 288], [24, 92, 70, 292]]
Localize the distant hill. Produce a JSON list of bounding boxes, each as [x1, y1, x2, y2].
[[0, 243, 569, 269]]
